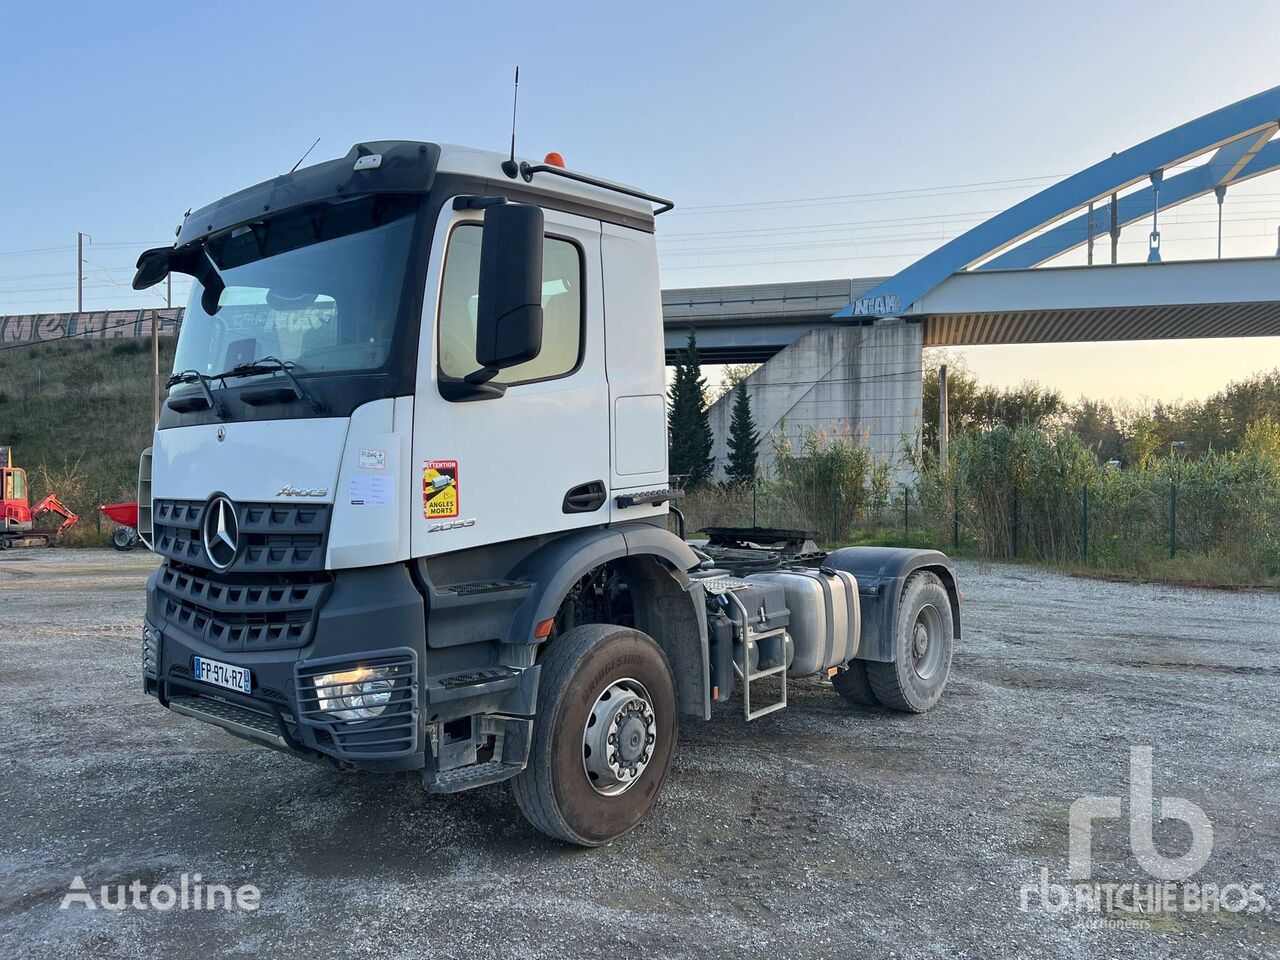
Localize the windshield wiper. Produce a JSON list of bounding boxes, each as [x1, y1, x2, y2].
[[216, 356, 326, 414], [166, 369, 229, 420]]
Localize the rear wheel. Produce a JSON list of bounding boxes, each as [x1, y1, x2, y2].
[[512, 623, 677, 846], [866, 571, 954, 713], [831, 659, 879, 706]]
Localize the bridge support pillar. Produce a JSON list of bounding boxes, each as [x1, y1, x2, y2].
[[708, 317, 923, 486]]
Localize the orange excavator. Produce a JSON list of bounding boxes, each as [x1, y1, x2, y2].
[[0, 446, 79, 548]]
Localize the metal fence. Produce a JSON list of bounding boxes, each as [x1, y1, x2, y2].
[[680, 476, 1280, 578]]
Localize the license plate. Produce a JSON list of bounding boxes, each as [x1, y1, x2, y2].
[[192, 656, 252, 694]]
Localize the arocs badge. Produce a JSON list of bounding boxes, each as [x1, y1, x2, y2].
[[423, 460, 459, 519]]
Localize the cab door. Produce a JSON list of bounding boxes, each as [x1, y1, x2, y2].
[[411, 204, 609, 557]]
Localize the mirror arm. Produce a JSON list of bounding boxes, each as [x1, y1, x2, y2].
[[452, 195, 508, 210], [438, 376, 506, 403], [463, 365, 500, 386]]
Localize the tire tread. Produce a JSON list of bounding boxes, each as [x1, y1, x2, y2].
[[867, 571, 952, 713], [831, 659, 880, 706], [512, 623, 655, 845]]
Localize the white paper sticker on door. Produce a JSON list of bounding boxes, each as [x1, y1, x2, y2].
[[358, 448, 387, 471], [348, 475, 393, 506]]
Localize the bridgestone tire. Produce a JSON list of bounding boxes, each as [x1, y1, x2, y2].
[[831, 659, 879, 706], [512, 624, 678, 846], [866, 571, 954, 713]]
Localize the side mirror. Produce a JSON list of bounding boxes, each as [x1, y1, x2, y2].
[[134, 245, 225, 314], [473, 202, 544, 378], [132, 247, 173, 290]]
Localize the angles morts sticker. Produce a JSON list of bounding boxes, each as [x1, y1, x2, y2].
[[423, 460, 459, 519]]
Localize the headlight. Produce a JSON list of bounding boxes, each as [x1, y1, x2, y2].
[[313, 666, 398, 721]]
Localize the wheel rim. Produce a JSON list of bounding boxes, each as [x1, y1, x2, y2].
[[910, 603, 946, 681], [582, 677, 657, 797]]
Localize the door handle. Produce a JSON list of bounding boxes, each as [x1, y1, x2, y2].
[[562, 480, 607, 514]]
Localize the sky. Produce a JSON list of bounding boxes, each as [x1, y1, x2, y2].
[[2, 0, 1279, 405]]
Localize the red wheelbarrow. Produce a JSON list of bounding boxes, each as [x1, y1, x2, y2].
[[98, 501, 140, 551]]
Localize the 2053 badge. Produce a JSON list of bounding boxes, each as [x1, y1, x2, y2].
[[423, 460, 459, 519]]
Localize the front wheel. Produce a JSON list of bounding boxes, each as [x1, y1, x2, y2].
[[512, 623, 677, 846], [866, 571, 955, 713]]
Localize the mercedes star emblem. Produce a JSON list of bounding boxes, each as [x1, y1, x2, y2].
[[202, 495, 239, 570], [217, 426, 226, 443]]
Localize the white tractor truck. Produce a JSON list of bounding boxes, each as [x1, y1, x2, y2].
[[132, 141, 959, 845]]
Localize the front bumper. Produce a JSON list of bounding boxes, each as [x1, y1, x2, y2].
[[143, 560, 537, 783], [144, 562, 429, 772]]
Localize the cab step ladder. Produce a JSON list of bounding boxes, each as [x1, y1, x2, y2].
[[699, 576, 787, 720], [734, 637, 787, 720]]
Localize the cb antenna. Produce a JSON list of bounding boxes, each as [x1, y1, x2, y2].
[[289, 136, 321, 174], [501, 66, 520, 178]]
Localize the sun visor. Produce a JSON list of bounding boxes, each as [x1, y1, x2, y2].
[[175, 141, 440, 249]]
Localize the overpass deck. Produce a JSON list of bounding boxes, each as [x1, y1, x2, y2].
[[662, 256, 1280, 362]]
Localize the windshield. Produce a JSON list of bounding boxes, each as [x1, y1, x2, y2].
[[171, 195, 417, 382]]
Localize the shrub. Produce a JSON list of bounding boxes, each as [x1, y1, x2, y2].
[[911, 423, 1280, 581], [769, 424, 891, 541], [111, 339, 146, 357], [66, 355, 104, 406]]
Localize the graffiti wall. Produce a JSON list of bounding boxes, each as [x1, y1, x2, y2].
[[0, 308, 184, 346]]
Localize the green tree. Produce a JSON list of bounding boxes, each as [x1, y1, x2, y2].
[[972, 381, 1064, 433], [922, 355, 980, 452], [710, 362, 760, 402], [1240, 415, 1280, 469], [922, 353, 1061, 453], [725, 380, 759, 484], [668, 331, 714, 487], [1067, 398, 1125, 463]]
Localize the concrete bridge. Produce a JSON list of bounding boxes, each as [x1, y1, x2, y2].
[[664, 256, 1280, 362], [661, 85, 1280, 481]]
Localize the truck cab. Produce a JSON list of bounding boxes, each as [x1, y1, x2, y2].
[[135, 142, 960, 845], [1, 462, 30, 533]]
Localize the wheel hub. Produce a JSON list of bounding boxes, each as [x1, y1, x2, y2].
[[583, 678, 657, 797], [911, 603, 945, 680], [912, 624, 929, 660]]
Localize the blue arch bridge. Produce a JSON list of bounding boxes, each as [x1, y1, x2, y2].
[[662, 85, 1280, 481]]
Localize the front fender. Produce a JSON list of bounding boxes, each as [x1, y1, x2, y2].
[[507, 524, 699, 644], [507, 525, 710, 718]]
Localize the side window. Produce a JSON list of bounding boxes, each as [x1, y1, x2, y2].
[[437, 223, 584, 386]]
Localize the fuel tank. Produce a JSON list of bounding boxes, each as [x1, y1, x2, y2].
[[747, 568, 860, 677]]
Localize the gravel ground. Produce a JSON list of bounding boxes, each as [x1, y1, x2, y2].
[[0, 549, 1276, 959]]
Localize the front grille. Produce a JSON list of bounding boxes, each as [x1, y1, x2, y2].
[[155, 563, 331, 652], [153, 498, 330, 574], [153, 500, 205, 566], [295, 649, 418, 760]]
